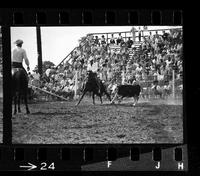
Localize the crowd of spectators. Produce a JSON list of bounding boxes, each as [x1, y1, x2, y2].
[[29, 27, 183, 99], [29, 65, 76, 100]]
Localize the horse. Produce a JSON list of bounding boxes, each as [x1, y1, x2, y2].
[[76, 71, 111, 105], [12, 68, 30, 114]]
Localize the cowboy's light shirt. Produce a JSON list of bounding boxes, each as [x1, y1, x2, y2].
[[87, 62, 98, 72], [12, 47, 30, 66]]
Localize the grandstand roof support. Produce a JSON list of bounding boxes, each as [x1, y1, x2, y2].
[[36, 26, 43, 78]]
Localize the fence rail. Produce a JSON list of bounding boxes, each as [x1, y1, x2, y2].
[[56, 36, 88, 68], [88, 27, 182, 42]]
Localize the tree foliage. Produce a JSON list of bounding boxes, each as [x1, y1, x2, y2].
[[33, 61, 55, 73]]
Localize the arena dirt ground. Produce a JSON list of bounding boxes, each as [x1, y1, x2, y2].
[[7, 97, 184, 144]]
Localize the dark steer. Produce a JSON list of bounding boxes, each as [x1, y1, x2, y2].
[[111, 84, 141, 106]]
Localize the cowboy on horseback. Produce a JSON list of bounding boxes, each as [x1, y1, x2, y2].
[[87, 54, 101, 94], [12, 39, 30, 79], [11, 39, 30, 114]]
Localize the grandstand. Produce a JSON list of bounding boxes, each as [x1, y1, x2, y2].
[[29, 26, 183, 101]]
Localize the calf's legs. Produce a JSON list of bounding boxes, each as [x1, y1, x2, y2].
[[111, 92, 118, 104], [133, 96, 139, 106]]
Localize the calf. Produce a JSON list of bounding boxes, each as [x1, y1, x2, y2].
[[111, 84, 141, 106]]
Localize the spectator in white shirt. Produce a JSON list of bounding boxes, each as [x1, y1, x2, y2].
[[45, 66, 52, 77], [131, 27, 136, 42], [110, 34, 115, 44], [165, 57, 172, 68], [101, 35, 106, 45], [87, 55, 101, 93], [136, 64, 143, 73], [116, 33, 123, 45], [138, 27, 142, 42], [87, 55, 99, 73]]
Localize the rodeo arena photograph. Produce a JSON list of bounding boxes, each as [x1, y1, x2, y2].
[[0, 27, 2, 142], [1, 25, 183, 144]]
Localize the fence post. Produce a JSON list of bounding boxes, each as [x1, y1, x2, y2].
[[106, 33, 108, 43], [74, 70, 78, 99], [172, 69, 175, 99]]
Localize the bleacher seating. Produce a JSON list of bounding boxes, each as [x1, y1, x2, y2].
[[30, 27, 183, 100]]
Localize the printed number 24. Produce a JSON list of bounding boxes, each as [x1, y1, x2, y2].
[[40, 162, 55, 170]]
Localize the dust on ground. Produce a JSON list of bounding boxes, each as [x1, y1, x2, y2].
[[11, 98, 183, 144]]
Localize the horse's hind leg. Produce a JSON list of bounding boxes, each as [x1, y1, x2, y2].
[[24, 93, 30, 114], [18, 94, 21, 113], [14, 96, 17, 115], [76, 91, 86, 106]]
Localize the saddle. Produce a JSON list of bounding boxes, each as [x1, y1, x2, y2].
[[11, 68, 29, 82], [12, 68, 24, 76]]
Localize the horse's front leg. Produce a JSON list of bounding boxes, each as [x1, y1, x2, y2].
[[92, 92, 95, 105], [76, 90, 86, 106]]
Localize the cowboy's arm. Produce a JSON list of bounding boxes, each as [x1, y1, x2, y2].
[[23, 50, 30, 71]]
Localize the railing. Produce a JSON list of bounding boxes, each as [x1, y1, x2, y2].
[[56, 36, 88, 68], [88, 27, 182, 43], [55, 47, 76, 68]]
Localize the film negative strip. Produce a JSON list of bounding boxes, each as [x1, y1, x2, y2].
[[0, 8, 190, 173]]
